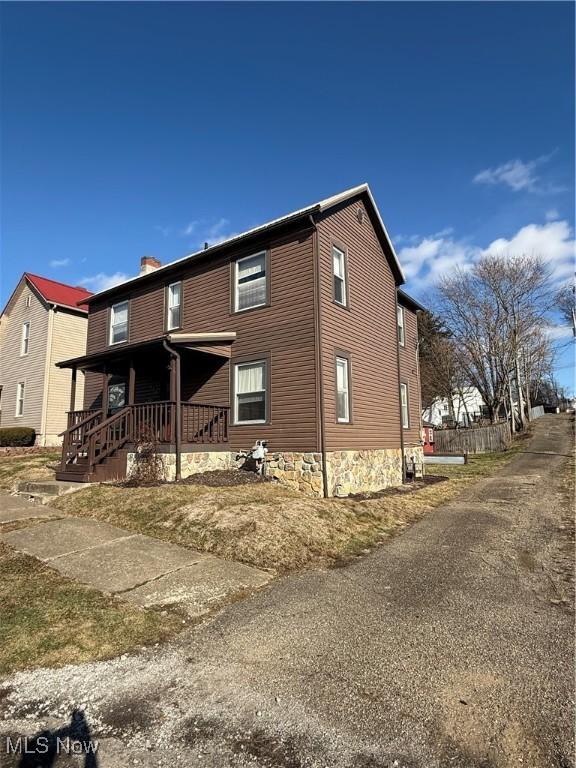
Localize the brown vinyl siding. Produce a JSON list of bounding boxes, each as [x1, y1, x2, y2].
[[316, 198, 402, 451], [83, 227, 318, 452], [398, 305, 422, 447]]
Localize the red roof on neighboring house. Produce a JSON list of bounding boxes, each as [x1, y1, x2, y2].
[[24, 273, 92, 312]]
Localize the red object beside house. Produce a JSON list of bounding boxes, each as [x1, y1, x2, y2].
[[422, 424, 434, 454]]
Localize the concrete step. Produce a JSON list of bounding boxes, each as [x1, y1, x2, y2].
[[16, 480, 89, 505]]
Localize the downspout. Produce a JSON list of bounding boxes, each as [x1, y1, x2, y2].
[[310, 214, 329, 498], [394, 293, 406, 481], [162, 339, 182, 481]]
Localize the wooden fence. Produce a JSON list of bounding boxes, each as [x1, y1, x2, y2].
[[529, 405, 545, 420], [433, 421, 512, 454]]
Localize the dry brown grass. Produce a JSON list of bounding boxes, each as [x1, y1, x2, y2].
[[0, 542, 182, 676], [0, 450, 60, 491], [52, 443, 523, 571]]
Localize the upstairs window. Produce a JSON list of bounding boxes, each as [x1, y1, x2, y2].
[[167, 282, 182, 330], [397, 305, 405, 346], [20, 322, 30, 356], [400, 383, 409, 428], [109, 301, 128, 345], [16, 382, 25, 417], [336, 356, 351, 423], [234, 359, 267, 424], [25, 295, 32, 308], [234, 252, 267, 312], [333, 245, 348, 307]]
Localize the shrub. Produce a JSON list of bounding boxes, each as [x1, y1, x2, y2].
[[0, 427, 36, 447]]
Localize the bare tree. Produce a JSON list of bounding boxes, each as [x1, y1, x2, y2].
[[556, 280, 576, 334], [435, 267, 511, 422], [434, 253, 554, 428]]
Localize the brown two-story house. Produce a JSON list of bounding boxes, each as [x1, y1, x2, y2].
[[56, 184, 423, 496]]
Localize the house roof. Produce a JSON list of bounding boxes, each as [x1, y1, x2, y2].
[[24, 273, 92, 312], [83, 183, 405, 305], [397, 289, 426, 313]]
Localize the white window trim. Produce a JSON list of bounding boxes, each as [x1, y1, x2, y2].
[[333, 245, 348, 307], [234, 251, 267, 313], [400, 383, 409, 428], [166, 281, 182, 331], [109, 300, 129, 346], [20, 321, 30, 356], [336, 356, 350, 423], [234, 358, 267, 425], [15, 381, 25, 417], [397, 305, 405, 347]]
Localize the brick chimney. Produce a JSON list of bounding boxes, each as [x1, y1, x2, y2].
[[140, 256, 161, 276]]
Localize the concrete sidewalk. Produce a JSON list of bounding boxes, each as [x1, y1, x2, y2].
[[0, 503, 271, 617], [0, 491, 61, 524]]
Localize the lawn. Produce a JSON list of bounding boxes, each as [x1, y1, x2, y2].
[[0, 450, 60, 491], [51, 438, 528, 572], [0, 543, 182, 676], [0, 439, 526, 675]]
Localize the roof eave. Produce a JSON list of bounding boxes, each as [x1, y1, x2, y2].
[[82, 207, 319, 306]]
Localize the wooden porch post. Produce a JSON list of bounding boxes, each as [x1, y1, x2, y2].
[[102, 366, 110, 416], [69, 366, 77, 413], [128, 358, 136, 405]]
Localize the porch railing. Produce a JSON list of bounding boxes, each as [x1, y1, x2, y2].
[[181, 402, 230, 444], [60, 401, 230, 474]]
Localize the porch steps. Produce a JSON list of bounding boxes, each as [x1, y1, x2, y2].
[[56, 449, 128, 484]]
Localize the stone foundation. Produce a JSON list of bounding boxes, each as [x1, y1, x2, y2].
[[265, 452, 324, 496], [325, 449, 403, 497], [127, 446, 413, 497], [403, 445, 425, 469], [127, 450, 236, 482]]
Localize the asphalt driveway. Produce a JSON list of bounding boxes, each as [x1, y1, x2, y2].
[[1, 415, 573, 768]]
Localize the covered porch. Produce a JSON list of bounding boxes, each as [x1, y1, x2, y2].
[[56, 334, 235, 482]]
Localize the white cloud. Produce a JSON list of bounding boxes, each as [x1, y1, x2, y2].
[[80, 272, 130, 293], [483, 220, 575, 282], [545, 209, 560, 221], [400, 217, 575, 289], [50, 258, 70, 268], [473, 152, 559, 193], [181, 222, 197, 236], [399, 235, 479, 285]]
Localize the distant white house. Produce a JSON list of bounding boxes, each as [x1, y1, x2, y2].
[[423, 387, 486, 427]]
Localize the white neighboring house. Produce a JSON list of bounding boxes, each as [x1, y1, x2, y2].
[[423, 387, 486, 427], [0, 273, 91, 445]]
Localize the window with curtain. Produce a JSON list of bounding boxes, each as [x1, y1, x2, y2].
[[109, 301, 128, 344], [235, 252, 267, 311], [333, 246, 347, 306], [20, 322, 30, 356], [400, 383, 409, 428], [167, 282, 182, 330], [16, 382, 25, 417], [336, 356, 350, 422], [235, 360, 267, 423], [397, 305, 405, 346]]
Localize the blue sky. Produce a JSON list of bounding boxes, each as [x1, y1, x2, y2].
[[1, 2, 574, 391]]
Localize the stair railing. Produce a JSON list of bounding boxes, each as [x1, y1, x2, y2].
[[60, 410, 103, 470], [85, 406, 132, 468]]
